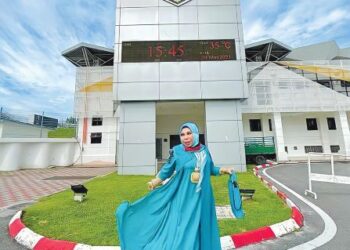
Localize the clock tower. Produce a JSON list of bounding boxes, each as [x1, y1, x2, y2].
[[115, 0, 248, 174]]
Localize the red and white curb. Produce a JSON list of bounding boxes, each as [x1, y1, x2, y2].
[[220, 161, 304, 249], [8, 210, 120, 250], [8, 161, 304, 250]]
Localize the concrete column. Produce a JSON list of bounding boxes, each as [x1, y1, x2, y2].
[[205, 100, 246, 172], [117, 102, 156, 175], [338, 111, 350, 157], [272, 112, 288, 162], [318, 115, 331, 154]]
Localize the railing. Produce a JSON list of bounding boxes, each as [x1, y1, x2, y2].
[[305, 153, 350, 199], [244, 136, 275, 155], [244, 136, 275, 146]]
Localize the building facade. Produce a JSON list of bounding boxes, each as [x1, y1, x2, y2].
[[63, 0, 350, 174]]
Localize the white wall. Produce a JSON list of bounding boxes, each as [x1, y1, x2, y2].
[[281, 112, 343, 158], [242, 113, 274, 138], [242, 112, 347, 160], [74, 66, 117, 164], [205, 100, 246, 171], [118, 102, 156, 175], [0, 138, 80, 171], [0, 120, 51, 138], [114, 0, 248, 101], [76, 117, 116, 164], [75, 67, 114, 118]]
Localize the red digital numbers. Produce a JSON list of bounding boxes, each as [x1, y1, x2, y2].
[[168, 45, 177, 56], [210, 40, 232, 50], [224, 41, 232, 49], [210, 41, 220, 49], [148, 44, 185, 58], [129, 40, 236, 62]]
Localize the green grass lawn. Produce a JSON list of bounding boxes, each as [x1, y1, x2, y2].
[[23, 166, 290, 246], [48, 128, 76, 138]]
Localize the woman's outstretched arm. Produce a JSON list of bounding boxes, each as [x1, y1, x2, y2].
[[148, 149, 176, 190]]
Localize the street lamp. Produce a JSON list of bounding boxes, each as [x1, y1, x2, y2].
[[71, 184, 88, 202]]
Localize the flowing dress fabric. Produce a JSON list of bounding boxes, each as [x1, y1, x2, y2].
[[116, 144, 221, 250]]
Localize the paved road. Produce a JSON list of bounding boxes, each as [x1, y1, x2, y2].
[[1, 202, 33, 250], [243, 162, 350, 250]]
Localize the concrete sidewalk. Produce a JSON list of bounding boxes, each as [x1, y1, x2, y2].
[[0, 164, 116, 250], [0, 164, 116, 209]]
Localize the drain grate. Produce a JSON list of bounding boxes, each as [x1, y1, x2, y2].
[[43, 176, 95, 180]]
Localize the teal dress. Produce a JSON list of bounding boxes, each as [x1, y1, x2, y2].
[[116, 144, 222, 250]]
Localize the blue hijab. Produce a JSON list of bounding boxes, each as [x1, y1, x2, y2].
[[179, 122, 199, 147]]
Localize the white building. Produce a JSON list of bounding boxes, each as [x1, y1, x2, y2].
[[63, 0, 350, 174]]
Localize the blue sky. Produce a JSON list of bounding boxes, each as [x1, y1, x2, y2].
[[0, 0, 349, 119]]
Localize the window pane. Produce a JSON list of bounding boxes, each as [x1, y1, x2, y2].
[[327, 117, 336, 130], [268, 119, 272, 131], [249, 119, 262, 131], [330, 145, 340, 153], [91, 132, 102, 144], [306, 118, 318, 130], [304, 145, 323, 153], [92, 117, 103, 126]]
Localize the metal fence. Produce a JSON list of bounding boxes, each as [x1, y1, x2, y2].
[[0, 106, 77, 138]]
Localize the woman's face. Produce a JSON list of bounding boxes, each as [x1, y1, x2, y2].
[[180, 127, 193, 147]]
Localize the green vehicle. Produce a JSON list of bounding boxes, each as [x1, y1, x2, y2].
[[244, 136, 276, 165]]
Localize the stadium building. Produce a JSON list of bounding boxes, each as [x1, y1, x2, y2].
[[62, 0, 350, 174]]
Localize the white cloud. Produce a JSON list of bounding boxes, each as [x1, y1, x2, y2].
[[242, 0, 350, 48], [1, 0, 350, 118], [0, 0, 115, 116], [0, 86, 12, 95]]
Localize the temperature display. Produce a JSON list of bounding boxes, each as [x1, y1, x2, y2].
[[122, 39, 236, 62]]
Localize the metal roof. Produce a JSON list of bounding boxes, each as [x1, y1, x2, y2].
[[62, 42, 114, 67], [245, 39, 292, 62]]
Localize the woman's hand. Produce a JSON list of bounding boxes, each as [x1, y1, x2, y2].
[[147, 177, 162, 190], [219, 167, 234, 175]]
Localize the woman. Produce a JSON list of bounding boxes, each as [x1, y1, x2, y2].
[[116, 122, 233, 250]]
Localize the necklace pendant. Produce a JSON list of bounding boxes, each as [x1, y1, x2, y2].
[[191, 170, 200, 183]]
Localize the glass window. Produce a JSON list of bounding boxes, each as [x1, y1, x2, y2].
[[249, 119, 262, 132], [327, 117, 336, 130], [268, 119, 273, 131], [317, 80, 331, 88], [341, 81, 350, 87], [306, 118, 318, 130], [91, 133, 102, 144], [330, 145, 340, 153], [92, 117, 103, 126], [305, 146, 323, 153]]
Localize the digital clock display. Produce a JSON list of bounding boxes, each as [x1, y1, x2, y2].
[[121, 39, 236, 62]]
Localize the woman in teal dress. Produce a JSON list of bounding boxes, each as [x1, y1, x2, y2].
[[116, 122, 233, 250]]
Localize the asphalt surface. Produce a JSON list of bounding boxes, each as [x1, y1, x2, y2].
[[0, 202, 33, 250], [243, 162, 350, 250]]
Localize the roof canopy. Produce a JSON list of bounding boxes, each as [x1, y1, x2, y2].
[[62, 42, 114, 67], [245, 39, 292, 62]]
